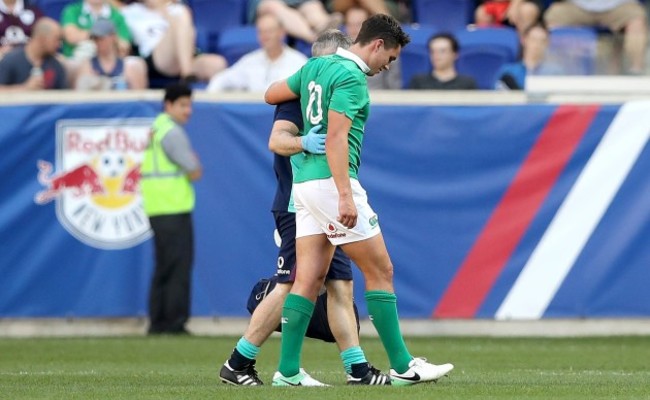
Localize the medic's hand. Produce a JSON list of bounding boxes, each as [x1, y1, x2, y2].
[[300, 125, 326, 154]]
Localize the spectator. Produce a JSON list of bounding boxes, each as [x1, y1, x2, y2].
[[344, 6, 401, 89], [249, 0, 342, 43], [545, 0, 647, 74], [0, 17, 67, 90], [61, 0, 132, 60], [122, 0, 226, 83], [495, 22, 564, 89], [408, 32, 477, 90], [207, 14, 307, 92], [475, 0, 542, 34], [0, 0, 44, 59], [75, 18, 147, 90]]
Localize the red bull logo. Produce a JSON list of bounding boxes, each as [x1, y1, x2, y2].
[[34, 119, 153, 249]]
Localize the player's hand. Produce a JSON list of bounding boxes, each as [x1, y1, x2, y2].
[[300, 125, 326, 154], [337, 193, 357, 229]]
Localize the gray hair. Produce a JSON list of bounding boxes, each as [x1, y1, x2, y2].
[[311, 29, 352, 57]]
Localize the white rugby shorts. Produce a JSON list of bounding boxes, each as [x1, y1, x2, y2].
[[293, 177, 381, 245]]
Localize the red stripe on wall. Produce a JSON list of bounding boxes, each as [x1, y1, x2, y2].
[[433, 105, 600, 318]]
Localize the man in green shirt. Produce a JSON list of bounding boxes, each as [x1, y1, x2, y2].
[[61, 0, 131, 59], [265, 14, 454, 386]]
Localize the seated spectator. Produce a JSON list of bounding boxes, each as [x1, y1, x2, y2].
[[545, 0, 647, 74], [0, 0, 44, 59], [61, 0, 132, 60], [495, 23, 564, 89], [122, 0, 226, 82], [75, 18, 147, 90], [344, 6, 401, 89], [408, 32, 477, 90], [249, 0, 342, 43], [0, 17, 67, 90], [207, 14, 307, 92], [475, 0, 542, 34]]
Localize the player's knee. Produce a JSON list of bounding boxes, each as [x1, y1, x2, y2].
[[364, 262, 393, 286], [324, 280, 353, 302]]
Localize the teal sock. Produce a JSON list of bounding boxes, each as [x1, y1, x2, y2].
[[278, 294, 315, 377], [340, 346, 367, 374], [235, 337, 260, 361], [365, 290, 412, 373]]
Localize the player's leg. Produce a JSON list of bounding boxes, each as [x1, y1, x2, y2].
[[342, 232, 454, 385], [273, 233, 334, 386], [219, 283, 289, 386], [220, 211, 296, 385], [325, 274, 390, 385]]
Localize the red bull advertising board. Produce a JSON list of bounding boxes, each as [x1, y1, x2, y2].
[[0, 98, 648, 318], [35, 119, 153, 249]]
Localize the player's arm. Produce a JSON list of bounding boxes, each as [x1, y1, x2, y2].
[[269, 121, 324, 156], [326, 110, 357, 229], [268, 120, 301, 156], [264, 79, 298, 105]]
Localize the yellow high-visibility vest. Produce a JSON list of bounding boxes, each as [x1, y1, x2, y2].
[[140, 113, 194, 216]]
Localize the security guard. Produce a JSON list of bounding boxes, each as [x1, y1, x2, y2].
[[141, 82, 202, 335]]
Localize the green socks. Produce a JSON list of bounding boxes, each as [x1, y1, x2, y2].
[[340, 346, 368, 374], [278, 294, 315, 377], [365, 290, 412, 373], [235, 337, 259, 360]]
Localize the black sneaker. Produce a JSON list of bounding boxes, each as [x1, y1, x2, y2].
[[347, 364, 391, 385], [219, 360, 263, 386]]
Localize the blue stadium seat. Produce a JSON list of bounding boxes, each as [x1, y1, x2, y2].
[[455, 26, 520, 61], [412, 0, 472, 32], [31, 0, 70, 20], [400, 24, 438, 88], [456, 46, 512, 89], [547, 26, 598, 75], [454, 27, 520, 89], [188, 0, 247, 53], [217, 26, 259, 66]]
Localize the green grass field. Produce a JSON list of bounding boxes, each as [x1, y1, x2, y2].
[[1, 335, 649, 399]]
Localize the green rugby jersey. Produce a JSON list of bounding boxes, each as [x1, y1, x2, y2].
[[287, 48, 370, 183]]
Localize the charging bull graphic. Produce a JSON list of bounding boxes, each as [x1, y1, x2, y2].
[[35, 161, 105, 204], [35, 119, 153, 249]]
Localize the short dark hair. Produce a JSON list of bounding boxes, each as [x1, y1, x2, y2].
[[355, 14, 410, 49], [428, 32, 460, 54], [164, 82, 192, 103]]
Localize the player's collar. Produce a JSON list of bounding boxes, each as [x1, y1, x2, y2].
[[336, 47, 371, 75]]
